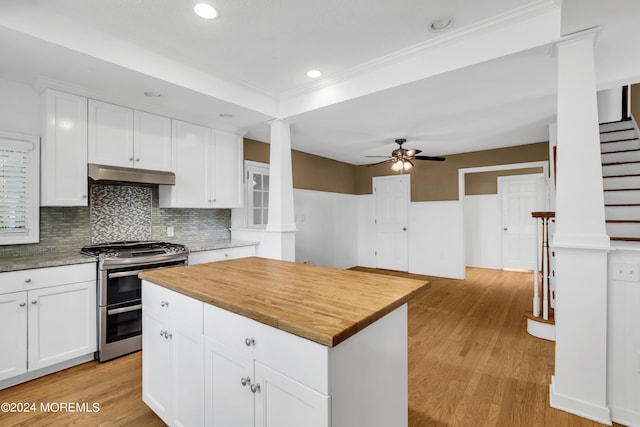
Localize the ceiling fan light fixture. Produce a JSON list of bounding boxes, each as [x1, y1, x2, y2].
[[403, 160, 414, 171], [391, 160, 404, 172]]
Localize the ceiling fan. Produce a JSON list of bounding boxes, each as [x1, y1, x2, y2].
[[365, 138, 445, 172]]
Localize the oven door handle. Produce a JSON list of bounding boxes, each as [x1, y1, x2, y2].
[[107, 270, 144, 279], [107, 304, 143, 316]]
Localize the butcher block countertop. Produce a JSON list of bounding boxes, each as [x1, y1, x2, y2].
[[139, 257, 430, 347]]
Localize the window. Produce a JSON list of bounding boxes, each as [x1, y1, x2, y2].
[[0, 131, 39, 245], [246, 161, 269, 229]]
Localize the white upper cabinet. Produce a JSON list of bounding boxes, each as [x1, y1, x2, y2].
[[88, 99, 171, 171], [213, 130, 244, 208], [159, 121, 243, 209], [134, 110, 172, 171], [41, 89, 88, 206]]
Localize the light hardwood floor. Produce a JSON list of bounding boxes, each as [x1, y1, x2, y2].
[[0, 267, 619, 426]]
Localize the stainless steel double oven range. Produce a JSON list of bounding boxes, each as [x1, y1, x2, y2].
[[81, 241, 188, 362]]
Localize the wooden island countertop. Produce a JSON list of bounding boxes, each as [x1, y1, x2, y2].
[[139, 257, 430, 347]]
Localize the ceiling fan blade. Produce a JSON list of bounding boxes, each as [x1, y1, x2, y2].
[[405, 149, 422, 157], [414, 155, 445, 162], [365, 159, 395, 167], [364, 155, 393, 158]]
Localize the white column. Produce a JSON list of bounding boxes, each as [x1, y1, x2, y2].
[[264, 119, 296, 261], [550, 28, 612, 425]]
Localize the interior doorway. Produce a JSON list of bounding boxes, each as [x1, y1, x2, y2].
[[499, 174, 545, 270], [373, 175, 410, 271]]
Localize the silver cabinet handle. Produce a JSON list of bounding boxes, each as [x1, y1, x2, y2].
[[160, 330, 166, 337], [31, 300, 37, 304], [19, 302, 26, 307], [24, 278, 31, 283], [108, 304, 142, 315], [240, 377, 251, 387], [250, 383, 260, 393], [165, 332, 172, 340], [161, 301, 169, 308], [245, 337, 255, 347]]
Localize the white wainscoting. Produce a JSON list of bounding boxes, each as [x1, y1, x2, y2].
[[357, 195, 376, 269], [464, 194, 502, 270], [293, 189, 358, 269], [607, 246, 640, 427], [408, 201, 465, 279], [357, 197, 465, 279]]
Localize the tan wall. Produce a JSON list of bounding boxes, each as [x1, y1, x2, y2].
[[632, 83, 640, 121], [465, 167, 544, 195], [243, 138, 357, 194], [245, 138, 548, 200], [355, 141, 549, 201]]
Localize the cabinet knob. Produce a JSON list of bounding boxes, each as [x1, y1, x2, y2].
[[161, 301, 169, 308], [82, 194, 87, 199], [245, 337, 255, 347], [250, 383, 261, 393], [24, 278, 31, 283], [19, 302, 26, 307], [160, 330, 165, 337], [166, 332, 172, 340], [129, 157, 134, 161], [135, 158, 140, 162], [31, 300, 37, 305], [240, 377, 251, 387]]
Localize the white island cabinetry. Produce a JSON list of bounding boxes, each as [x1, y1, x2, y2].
[[188, 245, 257, 265], [142, 282, 204, 427], [0, 263, 97, 388], [141, 261, 414, 427]]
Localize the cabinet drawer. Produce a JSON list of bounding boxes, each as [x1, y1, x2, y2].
[[142, 281, 203, 334], [188, 245, 256, 265], [0, 263, 96, 294], [204, 304, 329, 394]]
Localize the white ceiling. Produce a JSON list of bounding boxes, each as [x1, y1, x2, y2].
[[0, 0, 639, 165]]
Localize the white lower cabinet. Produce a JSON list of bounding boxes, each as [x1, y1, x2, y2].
[[0, 264, 97, 385], [203, 304, 330, 427], [142, 282, 204, 427], [188, 245, 257, 265]]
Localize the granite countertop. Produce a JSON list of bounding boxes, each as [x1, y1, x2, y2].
[[0, 240, 258, 273], [0, 250, 97, 273], [140, 257, 430, 347], [185, 239, 258, 253]]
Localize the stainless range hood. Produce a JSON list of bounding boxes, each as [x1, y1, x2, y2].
[[88, 164, 175, 185]]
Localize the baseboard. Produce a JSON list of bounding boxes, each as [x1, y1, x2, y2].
[[549, 376, 612, 425], [611, 406, 640, 427], [0, 353, 95, 390]]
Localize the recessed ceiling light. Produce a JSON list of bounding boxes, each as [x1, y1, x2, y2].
[[219, 113, 234, 118], [194, 3, 218, 19], [306, 69, 322, 79], [144, 91, 163, 97], [428, 16, 454, 33]]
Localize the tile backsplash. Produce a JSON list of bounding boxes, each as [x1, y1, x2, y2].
[[0, 182, 231, 257]]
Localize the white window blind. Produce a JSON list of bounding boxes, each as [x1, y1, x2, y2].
[[0, 133, 39, 245]]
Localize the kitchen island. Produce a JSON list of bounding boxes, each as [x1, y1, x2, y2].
[[140, 257, 430, 427]]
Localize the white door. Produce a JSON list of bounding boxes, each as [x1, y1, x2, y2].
[[204, 339, 254, 427], [88, 99, 134, 167], [27, 281, 96, 371], [173, 331, 204, 427], [134, 110, 172, 171], [142, 313, 173, 426], [499, 174, 545, 270], [374, 175, 410, 271], [254, 362, 330, 427], [0, 291, 27, 381]]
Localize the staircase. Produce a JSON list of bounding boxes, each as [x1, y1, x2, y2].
[[601, 118, 640, 241]]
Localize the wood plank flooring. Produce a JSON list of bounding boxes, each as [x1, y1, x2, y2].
[[0, 267, 618, 426]]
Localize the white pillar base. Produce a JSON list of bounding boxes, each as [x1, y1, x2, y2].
[[550, 376, 612, 425]]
